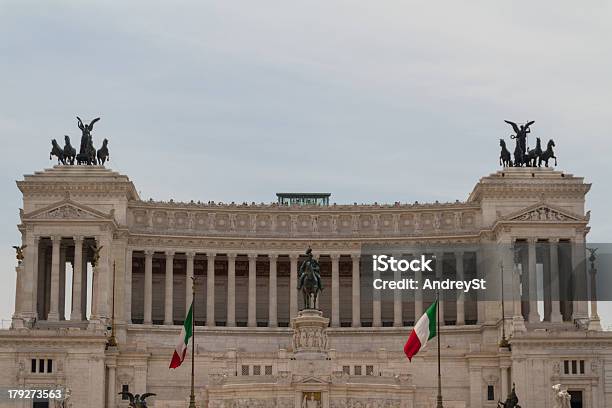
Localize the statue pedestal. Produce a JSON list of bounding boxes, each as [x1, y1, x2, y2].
[[512, 315, 526, 332], [291, 309, 329, 360]]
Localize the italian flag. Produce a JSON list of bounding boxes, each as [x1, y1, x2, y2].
[[404, 300, 437, 361], [169, 303, 193, 369]]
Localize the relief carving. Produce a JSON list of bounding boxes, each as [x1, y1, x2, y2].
[[331, 399, 401, 408], [512, 206, 574, 222], [34, 205, 95, 219], [293, 326, 328, 350]]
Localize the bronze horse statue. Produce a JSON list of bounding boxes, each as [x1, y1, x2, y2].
[[50, 139, 65, 165], [63, 135, 76, 165], [539, 139, 557, 167], [499, 139, 512, 167], [297, 248, 323, 309], [525, 137, 542, 167], [97, 138, 110, 165]]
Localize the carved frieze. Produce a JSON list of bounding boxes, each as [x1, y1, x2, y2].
[[331, 398, 401, 408], [209, 398, 280, 408]]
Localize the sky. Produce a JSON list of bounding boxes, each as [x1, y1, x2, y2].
[[0, 1, 611, 328]]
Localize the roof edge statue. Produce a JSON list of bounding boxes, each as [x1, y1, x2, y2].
[[499, 120, 557, 168], [50, 116, 110, 166]]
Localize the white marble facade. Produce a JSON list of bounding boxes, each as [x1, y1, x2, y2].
[[0, 165, 610, 407]]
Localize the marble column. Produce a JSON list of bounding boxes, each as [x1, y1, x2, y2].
[[185, 252, 195, 310], [511, 244, 526, 331], [107, 363, 116, 408], [571, 239, 589, 320], [268, 253, 278, 327], [27, 235, 40, 318], [351, 254, 361, 327], [456, 251, 465, 325], [80, 246, 88, 320], [206, 252, 216, 327], [393, 253, 402, 327], [248, 254, 257, 327], [500, 366, 509, 401], [331, 254, 340, 327], [372, 255, 382, 328], [59, 244, 66, 320], [47, 236, 61, 321], [414, 253, 423, 322], [549, 239, 562, 323], [476, 248, 485, 324], [144, 250, 153, 325], [124, 248, 133, 324], [289, 254, 298, 319], [527, 239, 540, 323], [435, 252, 444, 325], [227, 253, 236, 327], [164, 251, 175, 325], [71, 236, 84, 321], [95, 237, 111, 320]]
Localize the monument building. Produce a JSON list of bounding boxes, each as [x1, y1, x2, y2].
[[1, 163, 611, 408]]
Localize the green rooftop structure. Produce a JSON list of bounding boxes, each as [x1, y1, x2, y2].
[[276, 193, 331, 206]]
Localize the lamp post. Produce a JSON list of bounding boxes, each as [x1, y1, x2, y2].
[[106, 261, 117, 348], [499, 261, 510, 349]]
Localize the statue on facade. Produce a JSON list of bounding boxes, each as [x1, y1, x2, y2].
[[47, 117, 112, 166], [505, 120, 534, 158], [499, 120, 558, 168], [76, 116, 100, 165], [12, 244, 27, 265], [118, 392, 156, 408], [552, 384, 571, 408], [497, 383, 521, 408], [297, 248, 323, 309], [302, 395, 320, 408], [90, 245, 103, 268]]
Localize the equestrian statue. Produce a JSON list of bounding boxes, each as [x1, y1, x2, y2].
[[297, 248, 323, 310]]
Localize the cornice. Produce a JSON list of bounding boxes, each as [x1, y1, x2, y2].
[[468, 168, 590, 203], [125, 233, 484, 252]]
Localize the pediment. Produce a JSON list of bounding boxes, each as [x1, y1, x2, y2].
[[504, 203, 585, 223], [295, 375, 329, 385], [24, 199, 113, 221]]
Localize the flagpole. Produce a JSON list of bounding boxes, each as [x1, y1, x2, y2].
[[436, 290, 443, 408], [189, 276, 196, 408]]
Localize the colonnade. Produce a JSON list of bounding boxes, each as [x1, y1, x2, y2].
[[20, 237, 589, 327], [127, 250, 478, 328]]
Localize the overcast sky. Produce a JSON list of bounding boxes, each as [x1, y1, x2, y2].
[[0, 1, 610, 328]]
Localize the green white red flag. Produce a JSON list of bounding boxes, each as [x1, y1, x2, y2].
[[169, 303, 193, 369], [404, 300, 437, 361]]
